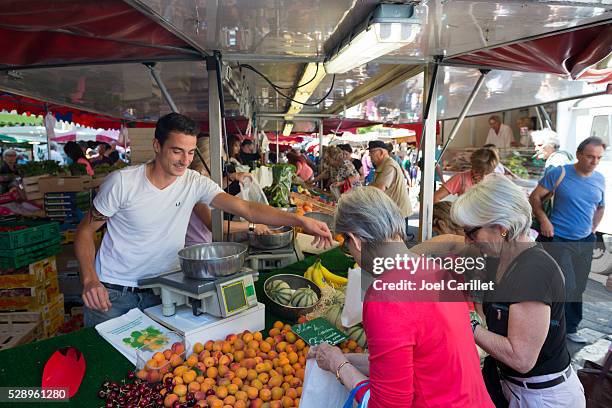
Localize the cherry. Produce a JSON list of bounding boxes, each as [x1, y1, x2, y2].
[[97, 390, 107, 399]]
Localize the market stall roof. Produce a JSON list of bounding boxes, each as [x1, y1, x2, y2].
[[0, 1, 610, 133], [0, 0, 198, 69]]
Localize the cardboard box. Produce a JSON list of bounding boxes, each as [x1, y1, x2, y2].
[[0, 256, 56, 288], [38, 176, 92, 193]]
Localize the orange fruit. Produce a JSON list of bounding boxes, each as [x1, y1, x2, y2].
[[276, 342, 287, 353], [251, 379, 264, 391], [227, 383, 238, 395], [247, 369, 258, 381], [294, 340, 306, 351], [268, 328, 280, 337], [221, 341, 233, 354], [235, 401, 247, 408], [268, 375, 282, 388], [248, 340, 260, 350], [243, 332, 254, 343], [186, 355, 198, 367], [174, 365, 188, 376], [224, 395, 236, 405], [164, 394, 179, 407], [285, 388, 298, 399], [253, 332, 263, 342], [235, 390, 248, 402], [258, 372, 270, 384], [287, 352, 298, 365], [259, 341, 272, 353], [273, 321, 284, 330], [236, 367, 248, 379]]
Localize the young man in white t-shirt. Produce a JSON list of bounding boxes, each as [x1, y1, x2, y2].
[[76, 113, 332, 327]]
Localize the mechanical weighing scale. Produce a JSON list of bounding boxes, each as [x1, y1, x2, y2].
[[138, 267, 265, 346]]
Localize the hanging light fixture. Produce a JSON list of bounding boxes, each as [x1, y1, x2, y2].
[[324, 4, 420, 74]]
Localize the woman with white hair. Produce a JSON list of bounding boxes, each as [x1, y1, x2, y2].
[[312, 186, 493, 408], [451, 173, 584, 408], [531, 130, 573, 169]]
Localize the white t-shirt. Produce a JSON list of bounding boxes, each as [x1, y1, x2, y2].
[[485, 124, 514, 148], [93, 164, 224, 286]]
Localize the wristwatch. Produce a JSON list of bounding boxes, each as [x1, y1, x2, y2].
[[248, 223, 256, 232], [471, 319, 481, 334]]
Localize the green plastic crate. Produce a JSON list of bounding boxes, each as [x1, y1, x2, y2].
[[0, 221, 60, 250], [0, 236, 62, 258], [0, 242, 62, 269]]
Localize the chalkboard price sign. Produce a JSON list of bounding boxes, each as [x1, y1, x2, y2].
[[291, 317, 348, 346]]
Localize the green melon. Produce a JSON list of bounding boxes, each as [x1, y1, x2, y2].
[[266, 280, 292, 305], [347, 325, 367, 348], [325, 304, 344, 330], [329, 289, 346, 306], [290, 287, 318, 308]]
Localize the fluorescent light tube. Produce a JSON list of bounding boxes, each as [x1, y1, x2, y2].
[[282, 122, 294, 136]]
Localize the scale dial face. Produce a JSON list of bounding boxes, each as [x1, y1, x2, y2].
[[217, 274, 258, 317]]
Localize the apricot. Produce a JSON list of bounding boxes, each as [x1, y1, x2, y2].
[[251, 379, 264, 391], [203, 356, 216, 368], [223, 395, 236, 406], [235, 390, 248, 402], [268, 375, 282, 388], [259, 388, 272, 402], [276, 342, 288, 353], [246, 386, 259, 400], [260, 341, 272, 353], [164, 393, 179, 407], [284, 332, 297, 344], [235, 367, 248, 379], [206, 366, 218, 379], [234, 339, 245, 351], [173, 384, 187, 397], [186, 355, 198, 367], [163, 349, 173, 360], [188, 381, 201, 393], [273, 321, 284, 330], [270, 386, 284, 401], [174, 365, 188, 376], [242, 332, 254, 343], [169, 354, 183, 368], [227, 383, 239, 395], [233, 350, 245, 362], [218, 365, 229, 378], [295, 339, 306, 351], [258, 372, 270, 384], [246, 369, 258, 381], [281, 396, 294, 407], [193, 342, 204, 354], [216, 385, 228, 399], [218, 355, 231, 366], [183, 369, 197, 384], [204, 340, 214, 351]]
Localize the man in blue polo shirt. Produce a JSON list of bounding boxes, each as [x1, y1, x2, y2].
[[530, 136, 606, 343]]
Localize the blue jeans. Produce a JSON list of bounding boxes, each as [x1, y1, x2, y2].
[[84, 285, 161, 327], [537, 233, 596, 333]]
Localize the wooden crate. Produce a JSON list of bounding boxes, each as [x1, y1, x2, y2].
[[22, 174, 49, 201], [0, 311, 42, 350]]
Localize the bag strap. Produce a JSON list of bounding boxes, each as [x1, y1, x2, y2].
[[342, 381, 369, 408], [550, 166, 566, 195]]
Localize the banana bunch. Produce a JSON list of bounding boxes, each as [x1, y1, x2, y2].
[[304, 259, 348, 289]]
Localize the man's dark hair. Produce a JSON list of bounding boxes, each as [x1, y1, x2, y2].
[[338, 144, 352, 153], [577, 136, 606, 153], [241, 139, 253, 147], [108, 150, 120, 164], [154, 113, 199, 145], [98, 142, 111, 151], [64, 141, 87, 162]]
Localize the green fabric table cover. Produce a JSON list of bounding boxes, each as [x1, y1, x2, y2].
[[0, 248, 353, 406]]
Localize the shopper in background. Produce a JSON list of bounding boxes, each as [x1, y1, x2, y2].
[[531, 130, 574, 169], [239, 139, 260, 167], [0, 149, 19, 176], [338, 144, 364, 180], [286, 150, 313, 182], [312, 187, 494, 408], [64, 141, 94, 176], [434, 148, 499, 203], [92, 142, 113, 166], [225, 134, 243, 166], [485, 115, 514, 148], [310, 146, 360, 192], [368, 140, 412, 220], [432, 201, 464, 237], [453, 173, 585, 408], [530, 136, 606, 343]]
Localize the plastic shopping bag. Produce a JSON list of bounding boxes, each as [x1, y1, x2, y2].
[[300, 359, 350, 408]]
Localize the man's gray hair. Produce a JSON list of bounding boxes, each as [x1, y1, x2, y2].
[[577, 136, 606, 153], [334, 187, 406, 243], [451, 173, 532, 240]]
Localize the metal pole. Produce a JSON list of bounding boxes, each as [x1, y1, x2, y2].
[[206, 56, 224, 242], [318, 119, 324, 175], [418, 61, 440, 242], [539, 105, 554, 130], [534, 106, 544, 130], [145, 63, 179, 113], [438, 69, 489, 161]]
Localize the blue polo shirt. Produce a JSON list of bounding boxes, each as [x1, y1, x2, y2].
[[540, 164, 605, 240]]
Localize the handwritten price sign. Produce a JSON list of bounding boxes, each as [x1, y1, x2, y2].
[[291, 317, 348, 346]]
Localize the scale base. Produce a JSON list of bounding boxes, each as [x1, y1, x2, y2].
[[144, 303, 266, 346]]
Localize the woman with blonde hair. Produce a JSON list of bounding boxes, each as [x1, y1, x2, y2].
[[434, 148, 499, 203]]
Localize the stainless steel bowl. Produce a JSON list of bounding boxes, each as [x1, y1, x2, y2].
[[178, 242, 247, 279], [279, 205, 297, 213], [303, 211, 335, 234], [263, 274, 322, 321], [248, 226, 294, 250]]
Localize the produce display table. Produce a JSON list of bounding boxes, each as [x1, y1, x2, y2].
[[0, 248, 352, 406]]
